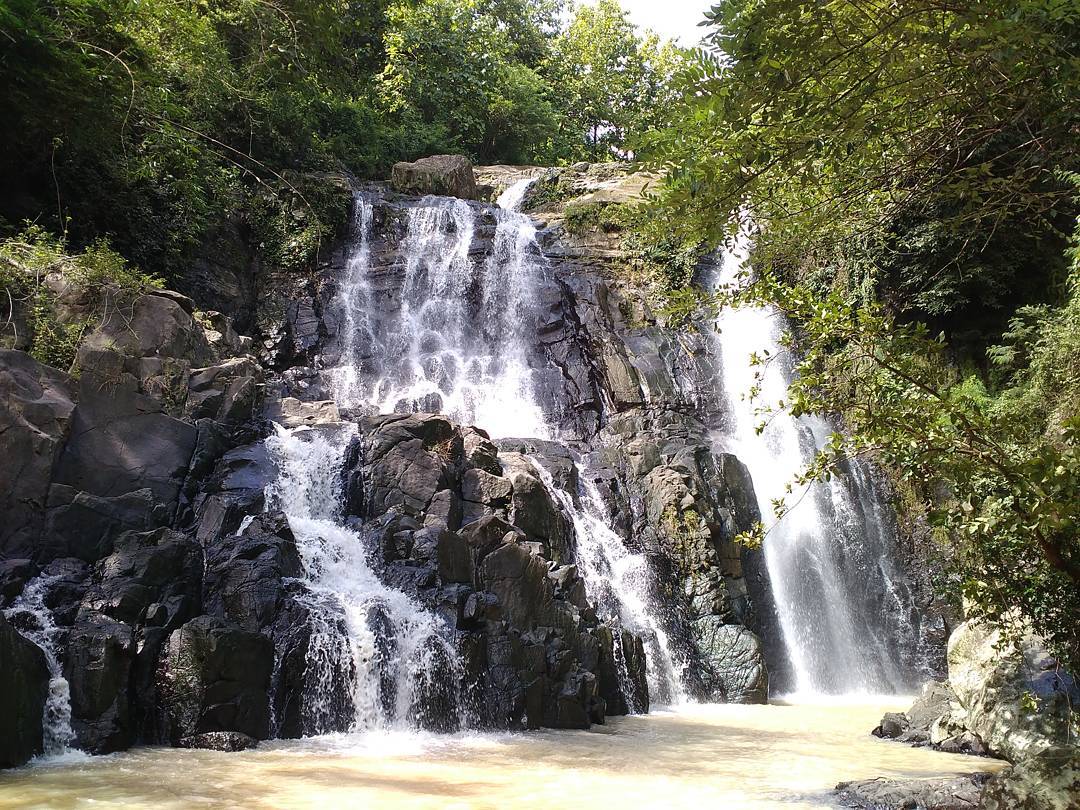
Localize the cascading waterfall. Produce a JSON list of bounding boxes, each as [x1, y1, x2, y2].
[[264, 424, 464, 733], [529, 459, 685, 707], [330, 196, 375, 407], [4, 574, 76, 754], [710, 244, 918, 696], [330, 180, 550, 439]]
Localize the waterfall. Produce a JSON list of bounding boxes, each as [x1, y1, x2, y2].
[[330, 196, 375, 407], [710, 244, 918, 696], [529, 459, 684, 707], [4, 574, 76, 755], [330, 182, 550, 439], [264, 424, 464, 733]]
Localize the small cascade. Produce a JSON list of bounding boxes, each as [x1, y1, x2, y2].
[[264, 424, 464, 733], [330, 196, 375, 407], [4, 575, 76, 755], [710, 245, 918, 696], [529, 459, 685, 707], [330, 181, 551, 439]]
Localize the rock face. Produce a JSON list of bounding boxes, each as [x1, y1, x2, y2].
[[0, 613, 50, 768], [391, 155, 478, 200], [980, 746, 1080, 810], [835, 774, 992, 809], [158, 616, 273, 743], [3, 158, 926, 767], [876, 621, 1079, 764], [944, 621, 1078, 763], [0, 350, 76, 560]]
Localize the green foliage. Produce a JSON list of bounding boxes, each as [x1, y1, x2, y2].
[[1, 0, 684, 279], [1, 226, 161, 370], [551, 0, 689, 160], [648, 0, 1080, 668]]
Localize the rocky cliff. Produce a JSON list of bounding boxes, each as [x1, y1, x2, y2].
[[0, 159, 775, 767]]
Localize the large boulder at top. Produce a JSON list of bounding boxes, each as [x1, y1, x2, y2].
[[391, 155, 478, 200], [980, 745, 1080, 809], [158, 615, 273, 742], [0, 350, 77, 560], [0, 613, 50, 768], [940, 621, 1079, 762]]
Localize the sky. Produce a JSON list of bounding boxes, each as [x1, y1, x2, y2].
[[581, 0, 715, 46]]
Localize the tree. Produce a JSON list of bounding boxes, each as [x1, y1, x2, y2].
[[550, 0, 686, 159], [377, 0, 565, 163]]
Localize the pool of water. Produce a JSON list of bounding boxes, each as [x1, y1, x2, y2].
[[0, 700, 1003, 809]]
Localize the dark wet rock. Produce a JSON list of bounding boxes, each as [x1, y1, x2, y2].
[[185, 357, 261, 423], [158, 616, 273, 743], [874, 680, 960, 746], [194, 442, 276, 544], [391, 155, 478, 200], [83, 528, 203, 630], [835, 773, 991, 809], [53, 362, 197, 514], [0, 350, 76, 560], [0, 613, 50, 768], [202, 512, 302, 633], [178, 730, 259, 752], [980, 745, 1080, 809], [694, 620, 767, 704], [65, 611, 136, 753], [41, 486, 171, 564], [480, 540, 555, 630], [0, 559, 34, 606]]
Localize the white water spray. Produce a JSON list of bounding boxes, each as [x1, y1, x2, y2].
[[330, 183, 551, 439], [265, 424, 463, 733], [529, 459, 685, 706]]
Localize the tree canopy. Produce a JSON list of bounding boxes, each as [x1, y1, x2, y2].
[[0, 0, 683, 278]]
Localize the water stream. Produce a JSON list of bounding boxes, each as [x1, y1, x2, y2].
[[710, 245, 919, 695], [329, 181, 550, 438], [265, 424, 464, 733], [3, 575, 76, 756], [529, 458, 685, 706]]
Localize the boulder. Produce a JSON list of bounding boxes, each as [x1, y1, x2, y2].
[[874, 680, 958, 745], [185, 357, 261, 423], [267, 396, 340, 427], [391, 155, 478, 200], [0, 613, 50, 768], [40, 486, 171, 564], [64, 611, 135, 753], [159, 616, 273, 742], [178, 730, 259, 752], [945, 621, 1079, 762], [694, 620, 768, 704], [53, 366, 197, 513], [834, 774, 991, 809], [202, 512, 303, 632], [0, 350, 76, 559], [82, 528, 203, 630], [979, 745, 1080, 809]]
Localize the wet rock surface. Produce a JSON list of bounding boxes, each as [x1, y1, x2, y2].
[[835, 773, 991, 809]]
